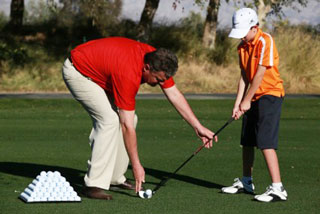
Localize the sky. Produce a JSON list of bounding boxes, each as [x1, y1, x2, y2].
[[1, 0, 319, 28]]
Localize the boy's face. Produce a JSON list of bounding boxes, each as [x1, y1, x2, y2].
[[242, 26, 258, 43]]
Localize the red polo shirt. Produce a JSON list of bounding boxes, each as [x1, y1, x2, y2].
[[70, 37, 175, 110]]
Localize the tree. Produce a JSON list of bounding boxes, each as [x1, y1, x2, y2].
[[8, 0, 24, 31], [46, 0, 122, 38], [240, 0, 308, 28], [202, 0, 220, 49], [137, 0, 160, 42], [80, 0, 122, 36], [190, 0, 309, 48]]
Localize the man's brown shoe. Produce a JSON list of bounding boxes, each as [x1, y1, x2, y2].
[[110, 180, 138, 190], [82, 186, 112, 200]]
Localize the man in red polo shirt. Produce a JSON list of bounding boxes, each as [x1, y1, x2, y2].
[[62, 37, 217, 200]]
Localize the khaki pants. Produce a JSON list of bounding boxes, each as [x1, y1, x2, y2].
[[62, 58, 137, 190]]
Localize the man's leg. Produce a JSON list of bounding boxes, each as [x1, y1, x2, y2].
[[62, 58, 126, 192], [110, 114, 138, 185]]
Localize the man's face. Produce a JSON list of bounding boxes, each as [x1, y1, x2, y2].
[[142, 65, 168, 87]]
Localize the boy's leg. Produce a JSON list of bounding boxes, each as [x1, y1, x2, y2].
[[242, 146, 254, 177], [261, 149, 281, 183], [221, 146, 255, 194], [221, 107, 256, 194], [254, 95, 287, 202], [256, 95, 283, 185]]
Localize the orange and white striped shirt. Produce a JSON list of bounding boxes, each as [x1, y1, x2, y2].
[[238, 28, 285, 101]]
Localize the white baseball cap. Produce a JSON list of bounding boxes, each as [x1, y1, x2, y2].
[[228, 8, 258, 39]]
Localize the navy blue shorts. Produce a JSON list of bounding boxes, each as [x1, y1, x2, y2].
[[240, 95, 283, 149]]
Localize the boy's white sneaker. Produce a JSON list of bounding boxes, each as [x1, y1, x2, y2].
[[221, 178, 255, 194], [254, 185, 288, 202]]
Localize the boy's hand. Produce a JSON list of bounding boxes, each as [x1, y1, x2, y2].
[[232, 106, 243, 120], [240, 99, 251, 112], [232, 99, 251, 120], [239, 99, 251, 116]]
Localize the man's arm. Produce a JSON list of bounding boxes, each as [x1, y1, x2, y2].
[[118, 109, 144, 193], [162, 85, 216, 148], [238, 65, 266, 117]]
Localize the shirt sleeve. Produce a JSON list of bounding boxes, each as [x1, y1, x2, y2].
[[258, 34, 275, 67], [160, 77, 175, 89], [112, 74, 139, 111]]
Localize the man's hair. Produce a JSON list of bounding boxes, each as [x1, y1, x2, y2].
[[144, 48, 178, 78]]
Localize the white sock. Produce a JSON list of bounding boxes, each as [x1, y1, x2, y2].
[[272, 182, 283, 191], [242, 176, 253, 184]]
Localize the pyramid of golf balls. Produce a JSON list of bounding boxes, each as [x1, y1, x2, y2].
[[19, 171, 81, 203]]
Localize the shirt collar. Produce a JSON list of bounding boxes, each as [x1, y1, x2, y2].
[[249, 28, 262, 46]]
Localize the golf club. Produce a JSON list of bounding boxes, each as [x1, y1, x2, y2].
[[138, 117, 235, 199]]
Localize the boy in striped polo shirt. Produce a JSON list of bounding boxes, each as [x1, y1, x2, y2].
[[221, 8, 287, 202]]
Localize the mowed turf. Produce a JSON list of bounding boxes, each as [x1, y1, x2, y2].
[[0, 98, 319, 214]]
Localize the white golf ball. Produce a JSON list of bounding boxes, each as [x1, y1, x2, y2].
[[37, 176, 45, 182], [58, 176, 65, 182], [53, 171, 61, 177], [67, 186, 74, 192], [138, 190, 152, 199], [48, 196, 55, 201], [40, 171, 47, 177], [146, 189, 152, 195]]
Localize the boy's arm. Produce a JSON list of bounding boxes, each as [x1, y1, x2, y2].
[[233, 69, 249, 120], [239, 65, 266, 115]]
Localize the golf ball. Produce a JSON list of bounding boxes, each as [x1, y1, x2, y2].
[[47, 171, 54, 177], [146, 189, 152, 195], [138, 189, 152, 199], [53, 171, 61, 177]]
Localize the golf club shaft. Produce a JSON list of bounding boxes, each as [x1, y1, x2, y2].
[[152, 117, 234, 193]]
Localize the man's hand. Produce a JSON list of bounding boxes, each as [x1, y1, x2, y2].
[[132, 163, 145, 193], [195, 126, 217, 148], [119, 109, 144, 193], [163, 86, 218, 148]]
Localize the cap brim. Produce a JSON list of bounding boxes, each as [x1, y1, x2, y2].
[[228, 27, 250, 39]]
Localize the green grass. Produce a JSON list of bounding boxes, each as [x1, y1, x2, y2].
[[0, 98, 319, 213]]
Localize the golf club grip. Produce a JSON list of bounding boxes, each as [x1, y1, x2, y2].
[[152, 117, 234, 193]]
